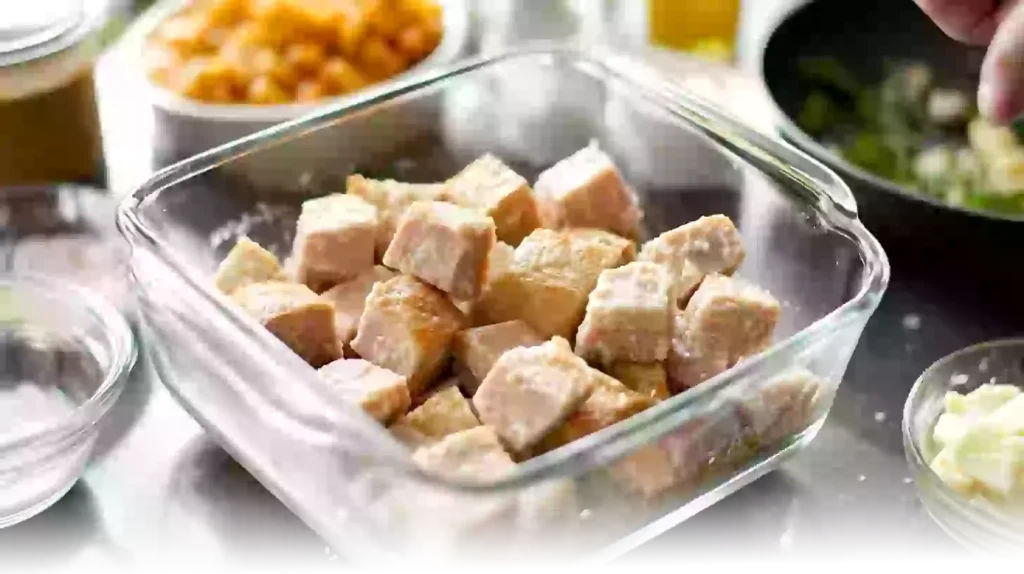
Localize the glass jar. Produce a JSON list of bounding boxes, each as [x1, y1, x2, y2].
[[0, 1, 109, 187]]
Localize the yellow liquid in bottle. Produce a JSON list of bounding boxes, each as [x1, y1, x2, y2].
[[648, 0, 741, 62]]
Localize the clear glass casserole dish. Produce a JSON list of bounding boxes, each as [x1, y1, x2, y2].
[[116, 46, 889, 565]]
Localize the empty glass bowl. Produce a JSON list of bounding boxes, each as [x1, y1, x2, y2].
[[0, 273, 135, 527], [903, 338, 1024, 554]]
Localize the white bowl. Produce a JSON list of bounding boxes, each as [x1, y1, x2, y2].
[[122, 0, 470, 163]]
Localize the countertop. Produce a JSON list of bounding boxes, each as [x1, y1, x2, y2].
[[3, 0, 1021, 570]]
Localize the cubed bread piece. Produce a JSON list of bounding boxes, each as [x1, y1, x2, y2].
[[516, 479, 579, 531], [474, 228, 635, 339], [534, 141, 642, 239], [350, 275, 466, 396], [607, 362, 670, 402], [608, 444, 678, 500], [346, 174, 447, 259], [536, 371, 654, 454], [412, 426, 516, 483], [667, 274, 781, 392], [213, 236, 284, 295], [574, 262, 673, 366], [453, 320, 543, 396], [735, 369, 823, 445], [389, 386, 480, 448], [486, 240, 515, 284], [638, 214, 745, 305], [472, 338, 596, 455], [317, 358, 410, 424], [658, 410, 745, 486], [230, 281, 340, 367], [444, 154, 541, 246], [290, 193, 378, 292], [382, 201, 497, 300], [320, 265, 397, 352]]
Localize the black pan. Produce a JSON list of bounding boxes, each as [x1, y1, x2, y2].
[[760, 0, 1024, 278]]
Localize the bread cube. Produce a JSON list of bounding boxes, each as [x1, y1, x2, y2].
[[516, 479, 579, 531], [486, 240, 515, 284], [735, 369, 822, 445], [638, 214, 745, 305], [608, 444, 678, 500], [346, 174, 447, 258], [534, 142, 642, 239], [317, 358, 410, 424], [350, 275, 466, 396], [574, 262, 673, 366], [658, 410, 745, 486], [320, 265, 397, 352], [382, 201, 497, 300], [472, 338, 596, 455], [230, 281, 340, 367], [290, 193, 378, 292], [213, 236, 284, 295], [453, 320, 543, 396], [536, 371, 653, 454], [412, 426, 516, 483], [667, 274, 781, 391], [389, 386, 480, 448], [607, 362, 670, 402], [444, 154, 541, 246], [474, 228, 635, 339]]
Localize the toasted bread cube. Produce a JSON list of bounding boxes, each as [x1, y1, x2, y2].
[[382, 201, 497, 300], [473, 338, 596, 455], [320, 265, 397, 352], [608, 444, 678, 500], [667, 274, 781, 391], [574, 262, 673, 366], [534, 142, 642, 239], [474, 229, 635, 339], [658, 410, 745, 486], [213, 236, 284, 295], [639, 214, 745, 305], [317, 358, 410, 423], [453, 320, 543, 396], [444, 154, 541, 246], [290, 194, 378, 292], [350, 275, 465, 396], [389, 386, 480, 447], [487, 240, 515, 283], [231, 281, 340, 366], [735, 369, 823, 445], [516, 479, 579, 531], [346, 174, 447, 258], [607, 362, 670, 402], [412, 426, 516, 482], [536, 371, 654, 454]]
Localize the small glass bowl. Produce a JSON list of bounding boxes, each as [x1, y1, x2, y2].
[[0, 273, 136, 528], [903, 338, 1024, 554]]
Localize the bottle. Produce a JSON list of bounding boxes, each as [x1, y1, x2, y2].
[[647, 0, 742, 62]]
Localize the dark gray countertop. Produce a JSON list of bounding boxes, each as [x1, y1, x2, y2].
[[3, 2, 1021, 569]]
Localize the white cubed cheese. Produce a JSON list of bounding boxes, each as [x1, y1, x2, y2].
[[290, 193, 378, 292], [472, 337, 596, 455], [350, 275, 466, 396], [574, 262, 673, 366], [317, 358, 411, 423], [534, 142, 642, 239], [382, 201, 497, 300]]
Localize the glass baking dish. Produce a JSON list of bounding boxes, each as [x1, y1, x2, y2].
[[117, 46, 889, 565]]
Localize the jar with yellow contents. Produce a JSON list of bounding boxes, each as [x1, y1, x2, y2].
[[0, 1, 109, 187], [647, 0, 742, 63]]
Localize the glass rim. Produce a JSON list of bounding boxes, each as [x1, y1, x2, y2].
[[117, 44, 890, 493]]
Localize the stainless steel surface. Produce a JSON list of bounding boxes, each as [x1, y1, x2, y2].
[[2, 0, 1013, 568]]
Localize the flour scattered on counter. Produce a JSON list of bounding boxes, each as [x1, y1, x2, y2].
[[903, 477, 913, 485], [857, 474, 866, 482], [579, 509, 592, 520], [874, 411, 887, 423], [978, 357, 990, 372], [901, 314, 921, 330], [950, 373, 970, 387]]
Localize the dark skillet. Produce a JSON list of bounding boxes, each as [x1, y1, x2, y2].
[[760, 0, 1024, 283]]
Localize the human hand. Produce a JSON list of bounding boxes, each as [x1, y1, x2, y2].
[[914, 0, 1024, 124]]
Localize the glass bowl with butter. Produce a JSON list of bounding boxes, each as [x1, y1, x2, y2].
[[904, 338, 1024, 553]]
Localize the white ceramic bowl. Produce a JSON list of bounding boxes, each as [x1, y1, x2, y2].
[[122, 0, 470, 162]]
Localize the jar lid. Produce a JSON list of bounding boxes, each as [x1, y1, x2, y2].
[[0, 0, 104, 67]]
